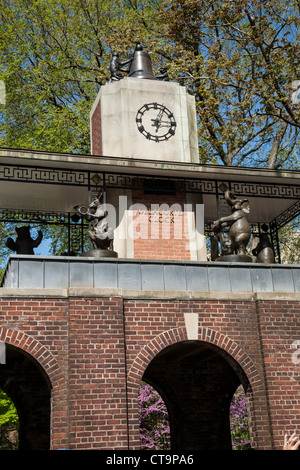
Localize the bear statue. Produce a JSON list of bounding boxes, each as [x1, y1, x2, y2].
[[6, 226, 43, 255]]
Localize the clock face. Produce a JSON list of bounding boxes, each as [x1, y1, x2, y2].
[[136, 102, 177, 142]]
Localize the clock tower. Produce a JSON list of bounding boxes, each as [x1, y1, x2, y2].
[[90, 44, 198, 163], [89, 44, 205, 261]]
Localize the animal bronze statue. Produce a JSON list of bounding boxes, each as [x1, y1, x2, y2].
[[74, 193, 117, 258], [212, 187, 251, 260], [6, 226, 43, 255], [109, 51, 133, 82]]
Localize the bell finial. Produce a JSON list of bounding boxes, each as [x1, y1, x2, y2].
[[128, 42, 156, 80]]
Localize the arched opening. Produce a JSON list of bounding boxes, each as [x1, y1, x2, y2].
[[142, 340, 251, 450], [138, 382, 250, 451], [0, 344, 51, 450]]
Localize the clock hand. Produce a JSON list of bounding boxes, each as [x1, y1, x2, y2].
[[157, 120, 172, 126], [151, 108, 165, 129], [151, 119, 172, 131], [151, 118, 161, 131]]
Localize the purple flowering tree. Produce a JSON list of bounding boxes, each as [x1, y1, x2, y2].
[[139, 382, 250, 450], [139, 382, 170, 450]]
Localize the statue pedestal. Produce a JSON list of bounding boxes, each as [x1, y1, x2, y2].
[[216, 254, 252, 263], [80, 249, 118, 258]]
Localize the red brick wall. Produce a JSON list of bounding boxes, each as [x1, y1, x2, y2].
[[255, 299, 300, 450], [0, 296, 129, 450], [1, 294, 300, 450], [131, 181, 191, 260], [67, 297, 128, 450], [91, 100, 102, 155]]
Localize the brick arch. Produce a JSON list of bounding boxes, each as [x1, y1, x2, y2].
[[127, 326, 262, 450], [127, 325, 260, 389], [127, 327, 187, 387], [0, 327, 64, 389], [197, 326, 261, 387]]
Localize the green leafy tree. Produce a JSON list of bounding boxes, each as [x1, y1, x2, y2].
[[0, 0, 300, 168], [1, 1, 300, 264], [278, 217, 300, 264], [0, 0, 164, 154], [0, 221, 21, 281], [156, 0, 300, 168]]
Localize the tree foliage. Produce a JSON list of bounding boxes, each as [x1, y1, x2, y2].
[[0, 222, 22, 281], [278, 217, 300, 264], [230, 384, 250, 450], [159, 0, 300, 167], [0, 0, 300, 168], [0, 0, 163, 153], [139, 382, 170, 450], [0, 390, 19, 450]]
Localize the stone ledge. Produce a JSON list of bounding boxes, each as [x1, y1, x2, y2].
[[2, 255, 300, 296], [1, 286, 299, 302]]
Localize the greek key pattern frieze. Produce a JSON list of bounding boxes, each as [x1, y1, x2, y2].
[[0, 165, 89, 186], [230, 181, 300, 199], [1, 164, 300, 200]]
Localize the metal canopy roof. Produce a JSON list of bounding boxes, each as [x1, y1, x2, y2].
[[1, 147, 300, 226]]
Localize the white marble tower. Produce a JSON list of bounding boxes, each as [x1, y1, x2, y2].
[[90, 44, 199, 164]]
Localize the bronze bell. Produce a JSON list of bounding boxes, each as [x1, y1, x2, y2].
[[128, 43, 156, 80]]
